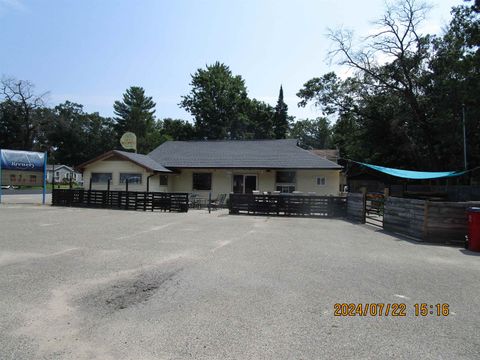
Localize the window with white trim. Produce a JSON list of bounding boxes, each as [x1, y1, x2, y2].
[[316, 176, 326, 186], [91, 172, 112, 183], [276, 171, 296, 193], [159, 175, 168, 186], [120, 173, 142, 184]]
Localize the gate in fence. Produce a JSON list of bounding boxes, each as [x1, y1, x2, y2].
[[365, 192, 384, 227]]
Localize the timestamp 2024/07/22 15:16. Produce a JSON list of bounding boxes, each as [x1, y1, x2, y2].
[[334, 303, 450, 317]]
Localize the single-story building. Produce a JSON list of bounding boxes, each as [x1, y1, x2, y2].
[[77, 139, 342, 197], [46, 164, 83, 184]]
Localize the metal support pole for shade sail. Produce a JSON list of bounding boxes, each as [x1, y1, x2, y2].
[[42, 152, 47, 205]]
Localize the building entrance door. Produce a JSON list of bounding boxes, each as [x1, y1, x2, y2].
[[233, 174, 258, 194]]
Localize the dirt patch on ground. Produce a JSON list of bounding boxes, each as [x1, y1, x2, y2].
[[78, 268, 181, 313]]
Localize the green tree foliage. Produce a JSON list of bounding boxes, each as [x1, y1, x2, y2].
[[246, 99, 275, 139], [0, 100, 25, 149], [427, 2, 480, 170], [46, 102, 116, 165], [113, 86, 156, 153], [160, 118, 196, 140], [0, 78, 47, 150], [180, 62, 250, 140], [289, 117, 333, 149], [273, 85, 289, 139], [298, 0, 480, 171]]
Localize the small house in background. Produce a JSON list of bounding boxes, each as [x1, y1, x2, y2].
[[77, 139, 343, 197], [46, 165, 83, 184]]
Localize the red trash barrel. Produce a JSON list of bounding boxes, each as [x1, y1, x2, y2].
[[467, 207, 480, 252]]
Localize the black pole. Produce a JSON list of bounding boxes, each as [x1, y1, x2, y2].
[[208, 192, 211, 214], [52, 164, 55, 189], [88, 176, 92, 206], [126, 178, 129, 192], [69, 173, 73, 189], [107, 178, 111, 207]]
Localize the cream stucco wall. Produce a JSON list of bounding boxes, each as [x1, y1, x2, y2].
[[170, 168, 340, 198], [296, 170, 341, 196], [82, 159, 340, 197], [83, 160, 147, 191]]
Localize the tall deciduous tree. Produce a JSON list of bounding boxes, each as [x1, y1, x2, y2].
[[246, 99, 275, 139], [114, 86, 156, 153], [273, 85, 289, 139], [180, 62, 250, 140], [160, 118, 196, 140], [298, 0, 480, 171], [0, 77, 48, 150], [289, 118, 333, 149], [46, 101, 116, 165]]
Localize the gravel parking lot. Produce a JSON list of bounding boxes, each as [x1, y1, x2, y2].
[[1, 203, 479, 359]]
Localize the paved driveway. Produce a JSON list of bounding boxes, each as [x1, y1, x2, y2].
[[1, 204, 479, 359]]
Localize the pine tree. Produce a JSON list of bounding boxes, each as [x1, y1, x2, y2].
[[273, 85, 289, 139], [113, 86, 156, 153]]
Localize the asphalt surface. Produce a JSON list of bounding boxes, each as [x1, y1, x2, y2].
[[0, 189, 52, 195], [0, 193, 52, 204], [0, 204, 479, 359]]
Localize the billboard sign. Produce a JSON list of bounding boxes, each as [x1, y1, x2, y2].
[[0, 149, 47, 205], [0, 149, 45, 171]]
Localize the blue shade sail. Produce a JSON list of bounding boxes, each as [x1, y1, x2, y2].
[[355, 161, 466, 179]]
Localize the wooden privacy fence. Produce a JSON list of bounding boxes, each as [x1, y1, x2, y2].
[[52, 189, 189, 212], [383, 197, 425, 238], [229, 194, 347, 217], [383, 196, 480, 244], [347, 193, 365, 222]]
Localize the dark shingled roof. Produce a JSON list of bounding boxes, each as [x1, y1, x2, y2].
[[77, 150, 171, 172], [113, 150, 171, 172], [148, 139, 341, 169]]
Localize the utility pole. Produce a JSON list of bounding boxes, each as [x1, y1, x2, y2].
[[462, 104, 467, 171]]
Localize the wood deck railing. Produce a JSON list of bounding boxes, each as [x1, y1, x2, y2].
[[229, 193, 347, 217], [52, 189, 188, 212]]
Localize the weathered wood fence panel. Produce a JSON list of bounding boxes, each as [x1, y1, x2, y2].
[[383, 197, 425, 239], [347, 193, 365, 223], [229, 194, 347, 218], [423, 201, 480, 243], [52, 189, 188, 212], [383, 196, 480, 244]]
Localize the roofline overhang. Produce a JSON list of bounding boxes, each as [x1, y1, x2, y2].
[[162, 166, 343, 170], [76, 150, 171, 173]]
